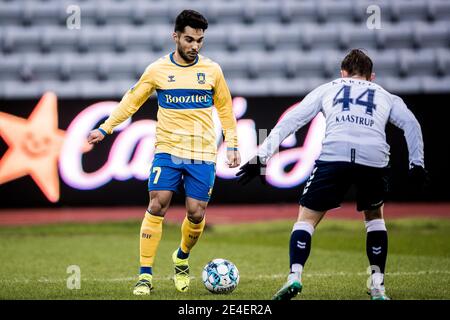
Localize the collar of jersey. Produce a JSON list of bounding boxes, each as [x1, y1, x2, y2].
[[169, 52, 199, 67]]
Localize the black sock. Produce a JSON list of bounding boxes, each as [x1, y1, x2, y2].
[[366, 230, 388, 282], [289, 222, 314, 273]]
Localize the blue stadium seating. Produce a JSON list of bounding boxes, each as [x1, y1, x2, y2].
[[0, 0, 449, 97]]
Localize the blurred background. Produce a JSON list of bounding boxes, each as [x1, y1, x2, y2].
[[1, 0, 450, 302], [0, 0, 450, 302], [0, 0, 449, 209]]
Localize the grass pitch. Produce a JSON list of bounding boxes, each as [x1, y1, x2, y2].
[[0, 218, 449, 300]]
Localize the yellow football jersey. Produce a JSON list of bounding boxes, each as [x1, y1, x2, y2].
[[100, 52, 238, 162]]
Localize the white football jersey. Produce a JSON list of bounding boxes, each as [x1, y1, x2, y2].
[[258, 78, 424, 168]]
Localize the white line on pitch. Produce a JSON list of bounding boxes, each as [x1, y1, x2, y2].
[[0, 270, 449, 283]]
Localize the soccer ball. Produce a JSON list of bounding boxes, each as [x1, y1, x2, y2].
[[202, 258, 239, 294]]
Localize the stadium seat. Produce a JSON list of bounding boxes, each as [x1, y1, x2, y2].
[[376, 23, 415, 50], [167, 1, 209, 24], [322, 51, 343, 78], [225, 24, 265, 52], [316, 0, 353, 23], [338, 24, 378, 50], [131, 1, 170, 25], [132, 52, 156, 79], [0, 2, 23, 26], [207, 52, 248, 79], [2, 81, 44, 98], [422, 75, 450, 93], [228, 78, 271, 96], [113, 26, 153, 52], [80, 80, 119, 98], [435, 48, 450, 76], [39, 80, 81, 98], [397, 49, 437, 77], [98, 53, 137, 81], [428, 0, 450, 22], [278, 1, 317, 24], [303, 23, 340, 50], [77, 27, 116, 53], [26, 54, 60, 80], [382, 76, 422, 94], [390, 0, 429, 23], [202, 27, 228, 52], [0, 0, 449, 97], [370, 50, 400, 77], [283, 51, 324, 78], [413, 21, 450, 49], [93, 2, 132, 26], [1, 27, 41, 54], [245, 51, 285, 79], [0, 54, 22, 81], [243, 0, 280, 25], [258, 24, 302, 52], [58, 54, 98, 81], [270, 78, 307, 96], [38, 27, 78, 53], [205, 1, 243, 24]]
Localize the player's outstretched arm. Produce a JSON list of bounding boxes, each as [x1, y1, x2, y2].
[[389, 95, 425, 168], [236, 85, 325, 185], [257, 85, 325, 164], [213, 64, 240, 168], [88, 65, 155, 146], [389, 95, 429, 190]]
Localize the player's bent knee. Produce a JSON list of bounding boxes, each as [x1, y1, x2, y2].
[[186, 204, 206, 223], [364, 207, 383, 221], [297, 206, 326, 227], [186, 210, 205, 224], [147, 200, 166, 216], [185, 197, 207, 223]]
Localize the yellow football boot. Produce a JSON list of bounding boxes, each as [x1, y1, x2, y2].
[[172, 249, 190, 292], [133, 273, 153, 296]]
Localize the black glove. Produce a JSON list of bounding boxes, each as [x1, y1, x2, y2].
[[235, 156, 266, 185], [408, 164, 429, 192]]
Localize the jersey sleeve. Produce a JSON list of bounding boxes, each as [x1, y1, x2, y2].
[[388, 95, 425, 167], [213, 64, 238, 149], [257, 85, 325, 163], [99, 64, 156, 134]]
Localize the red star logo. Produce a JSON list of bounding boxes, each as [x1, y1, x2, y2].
[[0, 92, 91, 202]]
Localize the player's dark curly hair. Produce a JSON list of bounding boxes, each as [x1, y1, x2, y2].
[[341, 49, 373, 80], [174, 10, 208, 33]]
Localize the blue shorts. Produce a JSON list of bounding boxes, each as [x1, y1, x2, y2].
[[148, 153, 216, 202]]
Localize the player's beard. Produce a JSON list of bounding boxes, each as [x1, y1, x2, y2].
[[177, 46, 197, 63]]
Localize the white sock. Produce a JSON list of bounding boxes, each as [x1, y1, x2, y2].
[[364, 219, 387, 232]]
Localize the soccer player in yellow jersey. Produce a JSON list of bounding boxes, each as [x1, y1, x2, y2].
[[87, 10, 240, 295]]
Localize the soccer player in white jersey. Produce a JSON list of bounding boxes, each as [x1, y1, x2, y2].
[[236, 49, 428, 300]]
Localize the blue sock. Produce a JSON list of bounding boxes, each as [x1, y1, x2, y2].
[[140, 266, 152, 275], [177, 247, 189, 259]]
